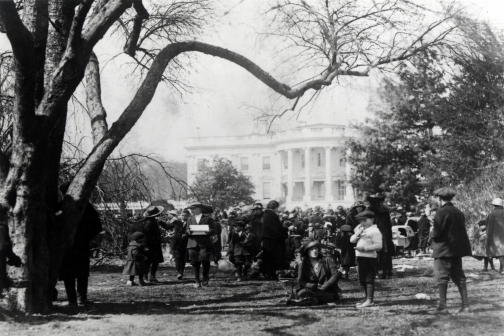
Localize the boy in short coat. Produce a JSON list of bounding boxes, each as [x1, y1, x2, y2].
[[350, 210, 383, 308]]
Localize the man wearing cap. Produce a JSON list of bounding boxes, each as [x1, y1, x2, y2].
[[365, 193, 394, 279], [485, 198, 504, 273], [431, 187, 472, 314], [186, 203, 216, 287], [350, 210, 383, 308]]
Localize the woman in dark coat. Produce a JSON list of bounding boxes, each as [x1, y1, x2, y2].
[[288, 241, 341, 306], [142, 206, 166, 283], [346, 201, 365, 229], [261, 200, 288, 280], [365, 194, 395, 279]]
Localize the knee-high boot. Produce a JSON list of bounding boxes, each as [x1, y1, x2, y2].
[[192, 264, 201, 287], [202, 261, 210, 286], [432, 283, 449, 315], [236, 265, 243, 282], [456, 282, 471, 313]]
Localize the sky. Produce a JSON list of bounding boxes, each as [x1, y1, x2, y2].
[[1, 0, 504, 162]]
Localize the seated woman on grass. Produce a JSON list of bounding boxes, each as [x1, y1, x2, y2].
[[287, 240, 341, 306]]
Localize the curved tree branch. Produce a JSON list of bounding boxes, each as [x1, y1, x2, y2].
[[84, 52, 109, 144]]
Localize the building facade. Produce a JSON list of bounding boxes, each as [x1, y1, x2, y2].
[[184, 123, 357, 210]]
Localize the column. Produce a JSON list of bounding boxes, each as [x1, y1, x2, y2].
[[325, 147, 333, 202], [303, 147, 311, 202], [287, 149, 294, 202], [344, 148, 355, 201], [274, 151, 283, 199]]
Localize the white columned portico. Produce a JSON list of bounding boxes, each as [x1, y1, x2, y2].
[[287, 149, 294, 202], [325, 147, 333, 202], [344, 148, 354, 201], [303, 147, 311, 202]]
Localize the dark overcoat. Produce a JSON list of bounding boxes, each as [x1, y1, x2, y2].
[[186, 214, 216, 248], [60, 204, 102, 279], [431, 202, 472, 258], [230, 231, 256, 256], [0, 222, 21, 291], [486, 207, 504, 257], [297, 256, 340, 295], [247, 213, 263, 253], [142, 217, 165, 263], [340, 231, 356, 267], [122, 241, 147, 275], [346, 207, 360, 230], [261, 209, 288, 270], [417, 215, 431, 249]]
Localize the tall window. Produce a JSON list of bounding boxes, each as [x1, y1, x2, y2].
[[337, 180, 346, 199], [263, 182, 272, 199], [301, 154, 305, 168], [241, 157, 249, 170], [317, 153, 322, 167], [262, 156, 271, 170]]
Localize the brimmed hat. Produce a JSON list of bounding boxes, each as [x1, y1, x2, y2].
[[491, 198, 503, 207], [252, 202, 263, 210], [232, 221, 245, 227], [168, 210, 178, 216], [300, 240, 320, 257], [188, 202, 204, 209], [366, 193, 385, 201], [355, 210, 375, 220], [143, 206, 164, 218], [181, 208, 191, 215], [433, 187, 456, 199]]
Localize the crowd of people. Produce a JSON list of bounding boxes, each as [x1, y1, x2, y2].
[[2, 185, 504, 314]]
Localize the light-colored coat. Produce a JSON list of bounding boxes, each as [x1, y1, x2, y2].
[[350, 224, 383, 258]]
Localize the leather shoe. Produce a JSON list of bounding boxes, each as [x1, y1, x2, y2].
[[431, 306, 449, 315], [356, 300, 374, 308], [458, 306, 472, 314]]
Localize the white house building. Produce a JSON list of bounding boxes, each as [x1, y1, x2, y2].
[[184, 123, 358, 210]]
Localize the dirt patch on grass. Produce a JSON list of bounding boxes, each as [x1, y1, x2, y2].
[[1, 258, 503, 336]]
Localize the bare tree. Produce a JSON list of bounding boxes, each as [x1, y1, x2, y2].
[[0, 0, 458, 313]]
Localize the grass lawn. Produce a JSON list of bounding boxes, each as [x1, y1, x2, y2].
[[1, 257, 503, 336]]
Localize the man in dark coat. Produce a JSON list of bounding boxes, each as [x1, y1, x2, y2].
[[163, 210, 188, 280], [431, 187, 472, 314], [365, 193, 394, 279], [59, 197, 102, 306], [261, 200, 288, 281], [486, 198, 504, 273], [186, 203, 216, 287]]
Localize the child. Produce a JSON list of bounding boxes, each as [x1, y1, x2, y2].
[[123, 232, 148, 286], [230, 221, 256, 281], [473, 220, 495, 271], [350, 210, 383, 308]]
